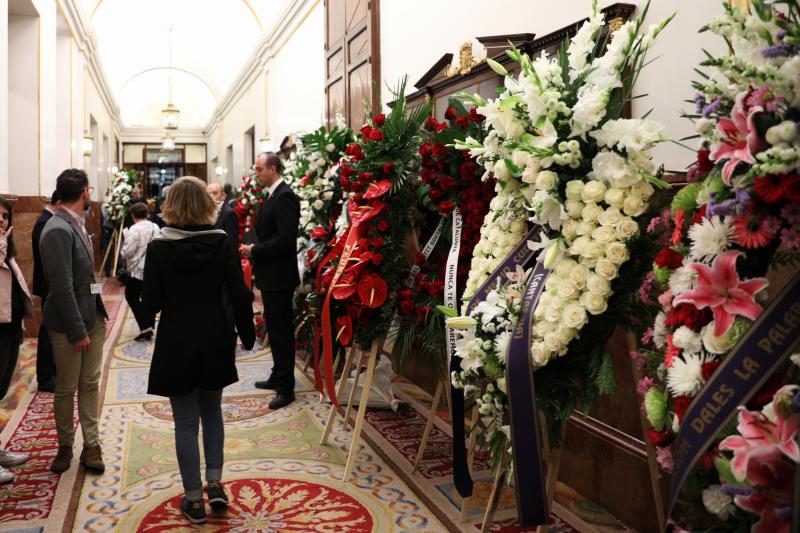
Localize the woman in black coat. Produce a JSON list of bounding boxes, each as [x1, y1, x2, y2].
[[143, 176, 255, 525]]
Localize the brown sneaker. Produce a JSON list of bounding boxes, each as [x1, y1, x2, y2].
[[51, 446, 73, 473], [80, 445, 105, 474]]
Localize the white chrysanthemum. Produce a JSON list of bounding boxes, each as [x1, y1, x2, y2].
[[702, 485, 735, 521], [672, 326, 702, 355], [667, 353, 715, 396], [653, 312, 668, 348], [688, 216, 733, 262], [494, 331, 511, 362], [668, 266, 697, 295]]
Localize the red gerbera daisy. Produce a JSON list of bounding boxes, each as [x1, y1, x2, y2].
[[754, 174, 786, 203], [731, 212, 780, 248]]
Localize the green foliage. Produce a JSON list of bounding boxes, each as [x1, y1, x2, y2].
[[671, 182, 701, 212]]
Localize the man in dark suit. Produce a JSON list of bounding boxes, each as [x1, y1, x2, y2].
[[207, 182, 239, 252], [40, 169, 108, 474], [32, 190, 59, 392], [240, 153, 299, 410]]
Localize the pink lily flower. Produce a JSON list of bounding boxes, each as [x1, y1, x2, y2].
[[672, 251, 767, 336], [710, 92, 763, 184]]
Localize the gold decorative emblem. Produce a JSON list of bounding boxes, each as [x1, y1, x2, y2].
[[446, 41, 485, 77], [608, 16, 624, 33]]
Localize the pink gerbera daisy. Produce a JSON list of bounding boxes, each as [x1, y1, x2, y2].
[[781, 203, 800, 224], [781, 227, 800, 250]]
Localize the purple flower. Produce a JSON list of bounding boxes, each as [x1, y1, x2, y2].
[[781, 203, 800, 224], [775, 506, 792, 521], [702, 97, 721, 118], [777, 30, 788, 41], [721, 484, 753, 497], [636, 376, 654, 397], [763, 43, 790, 58], [793, 391, 800, 409], [694, 93, 706, 114], [707, 192, 737, 218], [735, 187, 752, 206]]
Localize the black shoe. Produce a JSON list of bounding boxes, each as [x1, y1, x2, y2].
[[134, 330, 153, 342], [180, 497, 207, 524], [38, 378, 56, 393], [206, 481, 229, 509], [269, 393, 295, 410], [254, 380, 276, 390]]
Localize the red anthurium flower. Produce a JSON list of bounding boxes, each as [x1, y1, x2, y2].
[[373, 113, 386, 126], [357, 274, 388, 308], [445, 106, 458, 119], [349, 200, 386, 226], [363, 179, 392, 199], [310, 226, 327, 240], [335, 315, 353, 346], [331, 271, 358, 300], [673, 251, 768, 336]]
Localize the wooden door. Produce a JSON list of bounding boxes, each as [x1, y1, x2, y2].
[[324, 0, 380, 129]]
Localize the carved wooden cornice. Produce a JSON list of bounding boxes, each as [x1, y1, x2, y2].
[[405, 3, 635, 105]]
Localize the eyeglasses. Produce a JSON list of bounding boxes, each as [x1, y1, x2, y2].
[[86, 186, 95, 195]]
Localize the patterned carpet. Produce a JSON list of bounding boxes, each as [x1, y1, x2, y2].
[[1, 282, 632, 532]]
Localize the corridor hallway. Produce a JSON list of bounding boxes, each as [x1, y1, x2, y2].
[[0, 281, 624, 532]]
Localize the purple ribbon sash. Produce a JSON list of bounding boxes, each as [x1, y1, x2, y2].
[[666, 272, 800, 524], [506, 261, 550, 526], [451, 225, 541, 498]]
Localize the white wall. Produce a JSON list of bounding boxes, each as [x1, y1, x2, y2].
[[55, 13, 71, 173], [380, 0, 727, 172], [8, 14, 39, 196], [0, 7, 8, 193], [206, 0, 325, 185]]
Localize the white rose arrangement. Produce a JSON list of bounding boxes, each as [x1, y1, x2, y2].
[[106, 170, 138, 224]]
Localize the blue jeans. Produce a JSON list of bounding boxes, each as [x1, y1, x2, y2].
[[169, 389, 224, 501]]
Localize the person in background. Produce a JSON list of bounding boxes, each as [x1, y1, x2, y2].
[[0, 198, 35, 484], [40, 169, 108, 475], [32, 190, 59, 392], [143, 176, 255, 525], [207, 182, 238, 252], [223, 183, 234, 206], [120, 202, 160, 342], [149, 186, 169, 229], [240, 152, 300, 410]]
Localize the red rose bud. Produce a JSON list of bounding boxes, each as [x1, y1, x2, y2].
[[371, 253, 383, 266], [429, 189, 443, 202], [424, 116, 439, 131], [299, 175, 311, 186], [358, 172, 373, 184], [371, 236, 385, 248], [436, 121, 450, 133], [369, 129, 384, 141], [360, 125, 373, 138], [699, 449, 718, 470], [258, 198, 264, 205], [400, 300, 415, 315], [445, 106, 458, 120], [373, 113, 386, 126], [646, 428, 673, 447], [701, 360, 721, 381], [673, 396, 692, 422], [469, 107, 486, 122], [383, 162, 395, 174], [696, 149, 713, 174], [398, 288, 412, 300], [438, 199, 456, 214], [654, 248, 685, 269], [455, 115, 470, 128], [377, 219, 390, 231]]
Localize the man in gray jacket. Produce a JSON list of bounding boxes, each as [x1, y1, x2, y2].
[[40, 169, 108, 474]]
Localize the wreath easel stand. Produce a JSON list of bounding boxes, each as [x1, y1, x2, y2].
[[99, 220, 124, 278], [320, 338, 382, 482]]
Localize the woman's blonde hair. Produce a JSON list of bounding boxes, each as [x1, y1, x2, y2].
[[160, 176, 217, 226]]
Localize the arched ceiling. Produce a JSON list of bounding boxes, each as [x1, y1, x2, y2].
[[80, 0, 288, 128]]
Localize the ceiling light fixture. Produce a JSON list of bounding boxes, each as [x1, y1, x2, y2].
[[161, 25, 180, 131]]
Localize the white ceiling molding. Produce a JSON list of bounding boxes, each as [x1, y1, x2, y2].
[[58, 0, 123, 137], [203, 0, 316, 134], [119, 127, 207, 144]]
